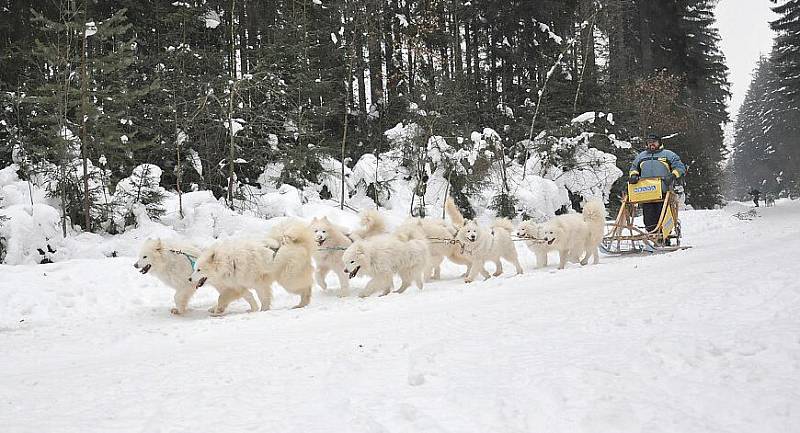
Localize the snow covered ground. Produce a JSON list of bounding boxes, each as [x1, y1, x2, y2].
[[1, 200, 799, 432]]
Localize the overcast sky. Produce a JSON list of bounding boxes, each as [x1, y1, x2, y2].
[[715, 0, 777, 120]]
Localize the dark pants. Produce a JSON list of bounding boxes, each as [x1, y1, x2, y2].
[[642, 201, 664, 233], [753, 196, 760, 207]]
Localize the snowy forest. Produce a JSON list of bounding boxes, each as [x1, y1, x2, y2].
[[0, 0, 778, 256], [4, 3, 800, 430], [729, 0, 800, 199]]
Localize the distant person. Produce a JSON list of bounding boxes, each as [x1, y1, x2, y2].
[[749, 188, 761, 207], [628, 134, 686, 232]]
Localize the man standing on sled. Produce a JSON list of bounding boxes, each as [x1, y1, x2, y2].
[[628, 134, 687, 233]]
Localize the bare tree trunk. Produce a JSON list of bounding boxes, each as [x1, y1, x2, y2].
[[524, 43, 574, 179], [573, 3, 598, 113], [340, 5, 358, 211], [227, 0, 237, 210], [174, 107, 184, 219], [451, 0, 462, 78], [465, 20, 472, 80], [367, 3, 383, 110], [227, 86, 236, 210], [356, 24, 367, 122], [80, 0, 90, 231]]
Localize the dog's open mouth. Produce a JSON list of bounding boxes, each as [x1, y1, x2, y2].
[[196, 276, 207, 287], [348, 266, 361, 279], [317, 239, 325, 246], [547, 238, 555, 245], [139, 264, 151, 274]]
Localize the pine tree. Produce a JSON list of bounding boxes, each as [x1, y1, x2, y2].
[[771, 0, 800, 100]]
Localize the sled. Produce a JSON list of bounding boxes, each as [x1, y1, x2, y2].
[[601, 178, 691, 255]]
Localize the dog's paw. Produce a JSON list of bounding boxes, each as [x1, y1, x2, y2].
[[379, 290, 391, 297], [464, 278, 473, 284], [207, 306, 217, 313], [170, 307, 183, 315], [492, 271, 502, 277], [209, 310, 225, 317]]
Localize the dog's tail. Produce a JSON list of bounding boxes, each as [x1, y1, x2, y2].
[[445, 197, 465, 227], [582, 200, 607, 226], [491, 217, 514, 234], [394, 219, 427, 242], [357, 208, 387, 238], [272, 220, 316, 254]]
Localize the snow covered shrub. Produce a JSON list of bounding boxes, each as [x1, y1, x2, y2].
[[0, 197, 8, 262], [0, 165, 64, 264], [314, 156, 354, 202], [466, 128, 518, 218], [520, 120, 624, 209], [21, 128, 111, 232], [350, 151, 405, 208], [111, 164, 167, 229]]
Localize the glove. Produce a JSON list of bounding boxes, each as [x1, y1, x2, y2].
[[665, 173, 674, 185], [628, 175, 639, 184]]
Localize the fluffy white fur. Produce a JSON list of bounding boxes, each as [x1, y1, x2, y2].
[[517, 200, 606, 270], [580, 200, 607, 265], [189, 220, 316, 315], [342, 232, 430, 298], [516, 220, 557, 269], [351, 208, 387, 240], [134, 238, 202, 315], [309, 216, 352, 296], [394, 217, 470, 280], [447, 198, 522, 283]]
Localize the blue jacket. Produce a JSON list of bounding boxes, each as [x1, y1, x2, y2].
[[629, 148, 686, 190]]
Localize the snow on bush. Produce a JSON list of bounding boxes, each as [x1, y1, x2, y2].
[[314, 156, 353, 201], [0, 164, 64, 264], [0, 203, 62, 265], [522, 131, 623, 202], [350, 151, 406, 208], [111, 164, 168, 229], [505, 165, 570, 221]]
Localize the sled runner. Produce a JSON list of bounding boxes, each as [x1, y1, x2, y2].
[[601, 177, 690, 255]]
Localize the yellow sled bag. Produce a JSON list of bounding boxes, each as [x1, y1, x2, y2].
[[627, 177, 663, 203]]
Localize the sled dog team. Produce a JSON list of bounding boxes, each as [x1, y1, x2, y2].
[[134, 198, 607, 316]]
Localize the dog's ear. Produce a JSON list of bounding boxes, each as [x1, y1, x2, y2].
[[322, 216, 330, 223], [154, 239, 163, 251], [208, 251, 216, 263]]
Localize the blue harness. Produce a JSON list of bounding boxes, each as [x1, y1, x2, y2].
[[169, 249, 198, 270]]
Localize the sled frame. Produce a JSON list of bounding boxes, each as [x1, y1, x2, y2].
[[601, 186, 689, 255]]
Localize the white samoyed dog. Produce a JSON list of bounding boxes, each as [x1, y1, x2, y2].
[[189, 220, 316, 315], [342, 230, 430, 298], [446, 198, 523, 283], [309, 216, 352, 296], [394, 217, 471, 280], [517, 200, 606, 269], [134, 238, 203, 315]]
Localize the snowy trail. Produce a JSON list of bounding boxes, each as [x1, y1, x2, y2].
[[1, 202, 799, 432]]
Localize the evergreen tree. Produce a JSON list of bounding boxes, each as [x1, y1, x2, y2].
[[771, 0, 800, 100]]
